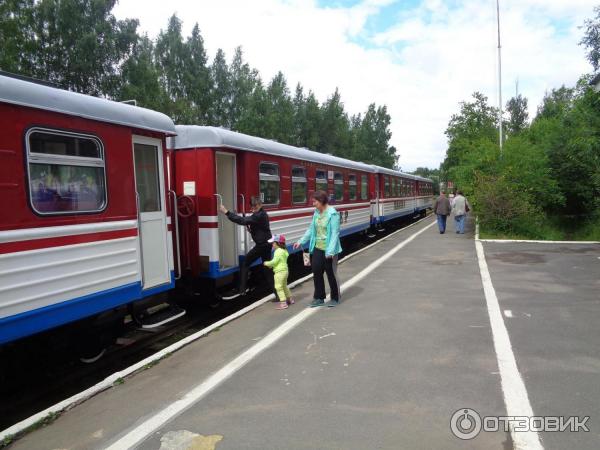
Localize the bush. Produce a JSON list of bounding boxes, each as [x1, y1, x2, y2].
[[474, 174, 542, 235]]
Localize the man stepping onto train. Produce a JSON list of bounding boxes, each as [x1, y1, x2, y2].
[[219, 196, 274, 299]]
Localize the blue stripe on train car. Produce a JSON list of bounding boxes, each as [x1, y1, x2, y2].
[[380, 208, 414, 222], [0, 272, 175, 345]]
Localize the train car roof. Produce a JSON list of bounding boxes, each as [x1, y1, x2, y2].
[[370, 165, 432, 183], [171, 126, 376, 172], [371, 165, 413, 179], [372, 165, 433, 183], [0, 74, 176, 135], [412, 175, 433, 182]]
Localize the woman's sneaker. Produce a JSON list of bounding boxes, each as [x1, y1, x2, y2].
[[310, 298, 325, 307], [276, 302, 289, 310], [286, 298, 295, 305], [328, 300, 340, 307]]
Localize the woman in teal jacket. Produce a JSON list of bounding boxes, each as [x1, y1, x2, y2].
[[293, 191, 342, 307]]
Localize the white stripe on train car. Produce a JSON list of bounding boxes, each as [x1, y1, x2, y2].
[[0, 220, 138, 243], [198, 216, 218, 223], [0, 237, 140, 319], [199, 228, 219, 262]]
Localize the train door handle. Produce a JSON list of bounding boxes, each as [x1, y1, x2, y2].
[[214, 193, 223, 207]]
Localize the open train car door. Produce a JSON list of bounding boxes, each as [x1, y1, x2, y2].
[[215, 151, 238, 269], [133, 136, 171, 289]]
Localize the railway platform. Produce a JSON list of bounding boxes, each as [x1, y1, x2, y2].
[[5, 216, 600, 450]]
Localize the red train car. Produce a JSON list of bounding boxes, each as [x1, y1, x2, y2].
[[170, 126, 376, 282], [0, 73, 180, 346]]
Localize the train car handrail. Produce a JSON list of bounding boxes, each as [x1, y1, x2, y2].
[[135, 192, 145, 287], [169, 190, 182, 280]]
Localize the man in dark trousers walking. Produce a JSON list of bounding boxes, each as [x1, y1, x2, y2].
[[219, 196, 274, 299], [433, 191, 451, 234]]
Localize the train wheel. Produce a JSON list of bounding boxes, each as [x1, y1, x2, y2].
[[78, 333, 107, 364]]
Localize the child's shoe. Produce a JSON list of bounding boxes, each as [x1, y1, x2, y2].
[[276, 302, 289, 310], [286, 298, 295, 305]]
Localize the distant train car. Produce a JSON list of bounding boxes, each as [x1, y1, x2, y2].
[[413, 174, 434, 212], [371, 166, 433, 224], [170, 126, 377, 282], [0, 74, 180, 346]]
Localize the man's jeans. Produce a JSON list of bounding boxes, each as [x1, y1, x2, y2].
[[436, 214, 448, 233], [454, 214, 466, 234]]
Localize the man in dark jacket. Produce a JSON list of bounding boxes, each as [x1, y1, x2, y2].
[[433, 192, 451, 234], [219, 196, 274, 298]]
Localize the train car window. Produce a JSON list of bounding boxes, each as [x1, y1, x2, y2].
[[334, 172, 344, 201], [348, 174, 357, 200], [384, 176, 391, 198], [259, 162, 280, 205], [315, 169, 328, 192], [361, 175, 368, 200], [292, 166, 307, 204], [26, 129, 106, 215]]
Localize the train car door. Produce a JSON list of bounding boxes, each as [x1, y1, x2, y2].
[[132, 136, 171, 289], [215, 152, 237, 269]]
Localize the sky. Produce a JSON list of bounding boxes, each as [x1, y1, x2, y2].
[[113, 0, 596, 171]]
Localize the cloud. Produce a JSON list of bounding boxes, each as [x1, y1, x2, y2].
[[113, 0, 596, 170]]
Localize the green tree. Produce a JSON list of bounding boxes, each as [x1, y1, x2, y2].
[[237, 77, 269, 137], [31, 0, 138, 96], [319, 88, 351, 157], [0, 0, 36, 75], [506, 94, 529, 135], [580, 5, 600, 72], [208, 48, 231, 126], [265, 71, 294, 143], [301, 90, 322, 150], [352, 104, 396, 168], [229, 47, 258, 129], [442, 92, 499, 182], [118, 35, 166, 111], [155, 14, 194, 122], [536, 86, 574, 119], [183, 23, 211, 124]]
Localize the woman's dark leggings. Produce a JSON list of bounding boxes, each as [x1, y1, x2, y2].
[[311, 248, 340, 301]]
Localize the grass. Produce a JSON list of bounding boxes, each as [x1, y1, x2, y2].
[[570, 219, 600, 241], [479, 215, 600, 241]]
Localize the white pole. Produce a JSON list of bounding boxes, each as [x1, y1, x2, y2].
[[496, 0, 503, 155]]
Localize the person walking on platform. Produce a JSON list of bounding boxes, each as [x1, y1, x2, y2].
[[293, 191, 342, 307], [452, 190, 471, 234], [433, 191, 451, 234], [219, 196, 274, 299], [264, 234, 294, 310]]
